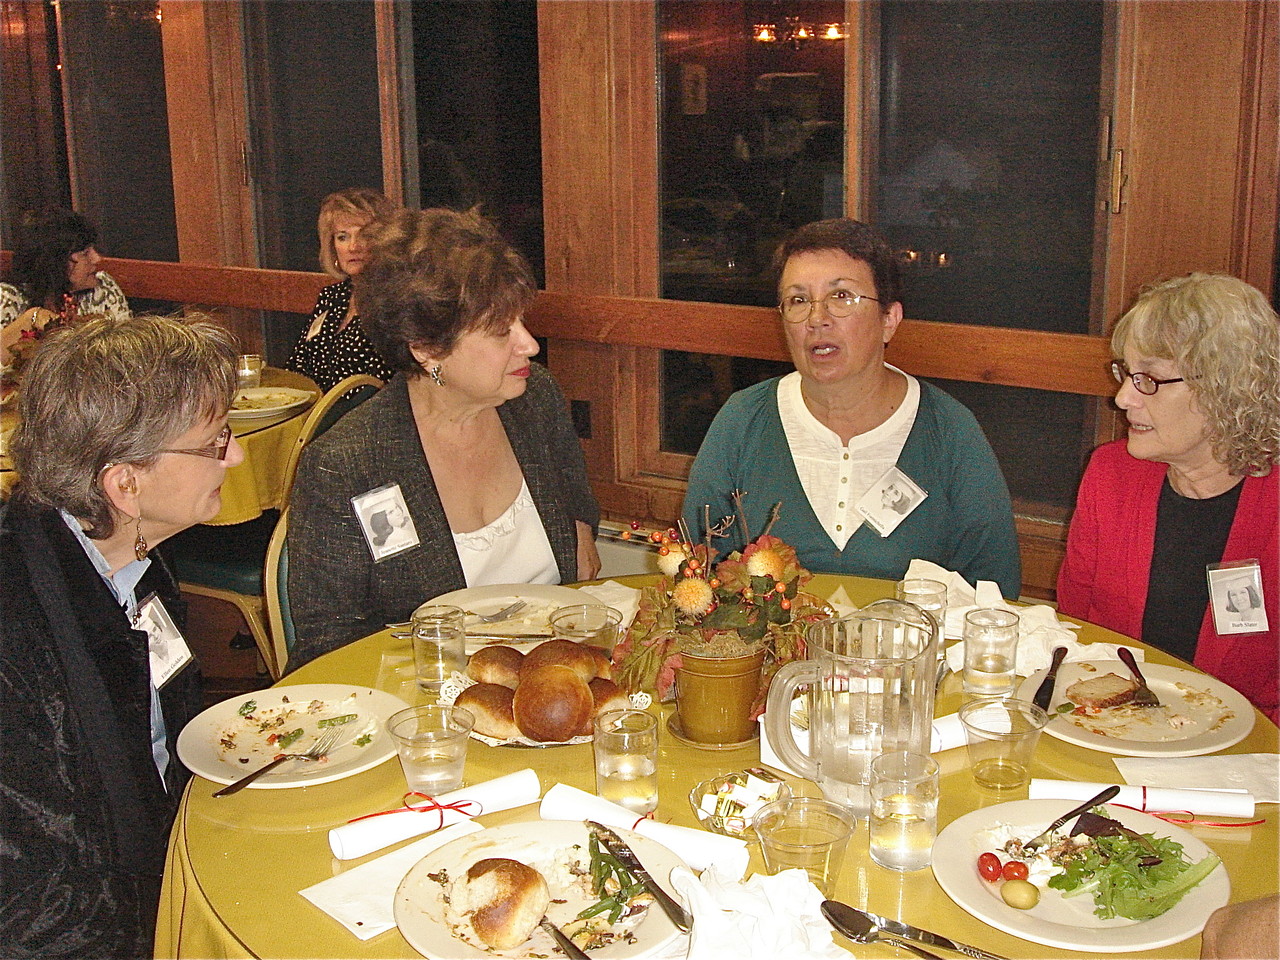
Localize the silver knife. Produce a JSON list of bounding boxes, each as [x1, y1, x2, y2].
[[850, 905, 1010, 960], [1032, 645, 1069, 712], [586, 821, 693, 933]]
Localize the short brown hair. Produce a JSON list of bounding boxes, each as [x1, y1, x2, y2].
[[355, 207, 537, 374], [11, 313, 238, 537], [317, 187, 395, 279], [771, 217, 903, 306]]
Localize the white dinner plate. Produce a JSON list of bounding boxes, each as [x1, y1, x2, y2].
[[418, 583, 587, 652], [394, 820, 687, 959], [1016, 660, 1254, 757], [227, 386, 314, 419], [932, 799, 1229, 952], [176, 684, 409, 788]]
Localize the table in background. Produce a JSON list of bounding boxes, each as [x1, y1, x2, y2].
[[0, 405, 16, 498], [156, 574, 1279, 959], [212, 367, 318, 525]]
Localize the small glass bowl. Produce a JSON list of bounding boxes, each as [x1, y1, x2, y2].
[[689, 771, 791, 837]]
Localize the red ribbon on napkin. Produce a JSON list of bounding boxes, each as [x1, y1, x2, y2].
[[346, 792, 483, 832]]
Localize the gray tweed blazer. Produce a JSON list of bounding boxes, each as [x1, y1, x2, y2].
[[287, 365, 598, 670]]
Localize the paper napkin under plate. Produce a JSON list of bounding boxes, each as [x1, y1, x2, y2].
[[301, 821, 483, 940], [540, 782, 750, 878], [575, 579, 642, 629]]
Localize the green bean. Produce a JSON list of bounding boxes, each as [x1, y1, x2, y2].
[[318, 714, 357, 727]]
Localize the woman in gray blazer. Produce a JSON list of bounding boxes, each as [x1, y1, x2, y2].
[[288, 208, 599, 669]]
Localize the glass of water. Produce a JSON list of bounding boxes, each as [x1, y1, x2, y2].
[[895, 578, 948, 634], [387, 704, 475, 795], [593, 709, 659, 815], [962, 607, 1020, 696], [411, 605, 466, 691], [869, 751, 940, 871]]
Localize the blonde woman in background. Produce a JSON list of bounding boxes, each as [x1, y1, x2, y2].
[[286, 187, 396, 391]]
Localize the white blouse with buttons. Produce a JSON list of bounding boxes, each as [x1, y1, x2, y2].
[[777, 367, 920, 549]]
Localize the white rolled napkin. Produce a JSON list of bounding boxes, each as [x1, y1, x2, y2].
[[1113, 754, 1280, 805], [539, 783, 749, 878], [657, 866, 846, 960], [1029, 778, 1257, 819], [575, 579, 642, 628], [301, 821, 483, 939], [329, 768, 541, 860]]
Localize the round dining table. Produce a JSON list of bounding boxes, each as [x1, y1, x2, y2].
[[156, 574, 1278, 959], [211, 367, 319, 525]]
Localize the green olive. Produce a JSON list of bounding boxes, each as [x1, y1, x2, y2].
[[1000, 878, 1040, 910]]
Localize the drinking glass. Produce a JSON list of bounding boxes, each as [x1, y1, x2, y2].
[[752, 797, 856, 895], [959, 697, 1049, 790], [551, 603, 624, 652], [236, 353, 264, 390], [962, 608, 1020, 696], [411, 605, 466, 692], [593, 709, 659, 815], [869, 751, 940, 871], [895, 578, 948, 635], [387, 704, 475, 795]]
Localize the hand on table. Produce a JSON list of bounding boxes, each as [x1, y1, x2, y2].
[[577, 520, 601, 581]]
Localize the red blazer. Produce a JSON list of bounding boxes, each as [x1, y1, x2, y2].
[[1058, 440, 1278, 722]]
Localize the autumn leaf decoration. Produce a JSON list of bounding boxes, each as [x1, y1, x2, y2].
[[611, 497, 831, 718]]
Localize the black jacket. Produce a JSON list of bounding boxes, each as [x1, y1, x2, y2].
[[0, 498, 202, 958]]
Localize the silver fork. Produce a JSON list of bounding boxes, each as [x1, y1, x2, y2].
[[213, 726, 342, 797], [473, 600, 527, 623]]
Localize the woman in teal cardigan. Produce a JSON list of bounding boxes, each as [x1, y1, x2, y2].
[[683, 218, 1020, 598]]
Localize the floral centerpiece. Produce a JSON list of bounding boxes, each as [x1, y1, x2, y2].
[[612, 499, 831, 720]]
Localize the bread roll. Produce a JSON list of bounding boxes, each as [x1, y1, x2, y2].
[[586, 645, 614, 681], [451, 857, 549, 950], [520, 639, 599, 683], [467, 645, 524, 689], [577, 677, 631, 736], [454, 683, 519, 740], [513, 664, 593, 742]]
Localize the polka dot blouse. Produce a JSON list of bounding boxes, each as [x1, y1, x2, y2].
[[286, 279, 395, 392]]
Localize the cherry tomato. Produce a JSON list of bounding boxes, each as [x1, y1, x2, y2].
[[977, 852, 1002, 881], [1002, 860, 1029, 881]]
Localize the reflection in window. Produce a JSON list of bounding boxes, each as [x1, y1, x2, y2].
[[412, 0, 543, 282]]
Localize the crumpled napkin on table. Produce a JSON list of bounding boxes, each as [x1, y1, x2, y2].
[[576, 579, 641, 629], [645, 866, 846, 960], [1113, 754, 1280, 804], [300, 821, 484, 940]]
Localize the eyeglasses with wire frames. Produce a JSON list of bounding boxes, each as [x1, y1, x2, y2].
[[778, 289, 881, 324], [100, 425, 234, 477], [1110, 360, 1186, 396]]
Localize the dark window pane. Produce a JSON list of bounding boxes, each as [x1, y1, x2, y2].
[[412, 0, 543, 282]]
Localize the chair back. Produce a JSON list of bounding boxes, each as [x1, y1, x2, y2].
[[278, 373, 383, 512], [263, 507, 293, 675]]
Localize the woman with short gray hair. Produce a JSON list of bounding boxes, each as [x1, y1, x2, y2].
[[1, 313, 241, 955]]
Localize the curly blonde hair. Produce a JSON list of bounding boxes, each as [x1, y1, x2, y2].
[[1111, 273, 1279, 476]]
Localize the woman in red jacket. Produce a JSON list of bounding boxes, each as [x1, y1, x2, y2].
[[1058, 273, 1278, 721]]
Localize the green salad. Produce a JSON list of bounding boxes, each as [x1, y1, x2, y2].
[[1044, 813, 1221, 920]]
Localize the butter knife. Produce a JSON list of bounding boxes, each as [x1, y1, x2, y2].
[[586, 821, 693, 933], [844, 905, 1011, 960], [1031, 645, 1069, 712]]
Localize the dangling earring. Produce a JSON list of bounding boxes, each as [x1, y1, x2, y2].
[[428, 364, 446, 387], [133, 514, 149, 561]]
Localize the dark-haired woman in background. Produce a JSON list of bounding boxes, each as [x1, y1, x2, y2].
[[285, 187, 397, 392], [288, 207, 599, 670], [1058, 273, 1278, 721], [1, 208, 130, 364]]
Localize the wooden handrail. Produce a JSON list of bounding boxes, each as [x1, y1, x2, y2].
[[57, 257, 1115, 398]]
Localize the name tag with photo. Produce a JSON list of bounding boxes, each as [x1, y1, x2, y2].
[[1206, 561, 1269, 635], [353, 482, 421, 562], [857, 466, 928, 538], [137, 594, 193, 688]]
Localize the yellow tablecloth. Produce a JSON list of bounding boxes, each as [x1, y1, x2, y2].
[[156, 575, 1279, 959], [209, 368, 318, 525]]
